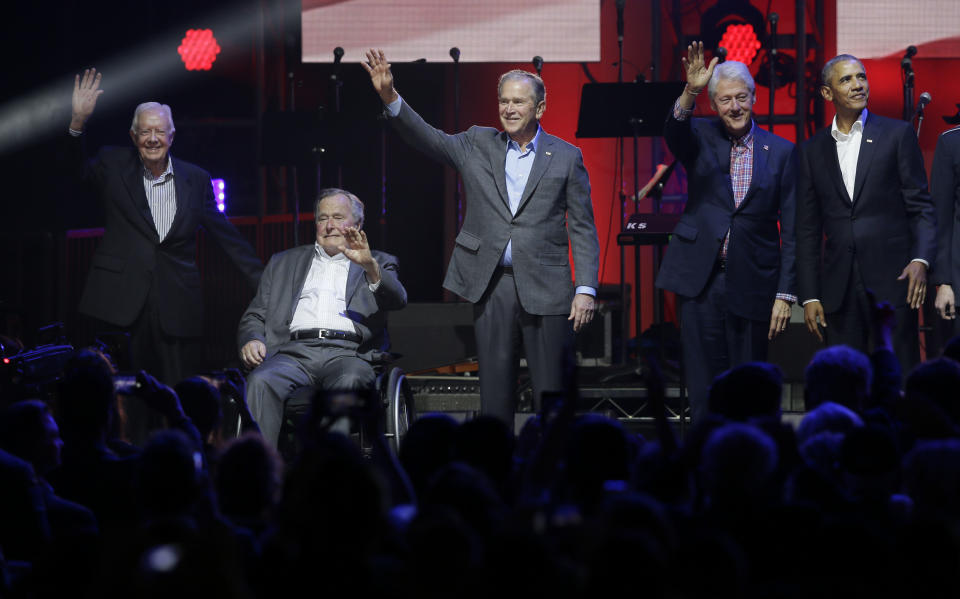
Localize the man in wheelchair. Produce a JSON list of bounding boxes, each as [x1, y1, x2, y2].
[[237, 188, 408, 447]]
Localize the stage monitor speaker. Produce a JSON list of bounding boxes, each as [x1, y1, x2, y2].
[[389, 302, 476, 373]]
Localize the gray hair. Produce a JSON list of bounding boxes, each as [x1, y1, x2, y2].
[[315, 188, 364, 229], [130, 102, 175, 133], [821, 54, 864, 87], [707, 60, 756, 100], [497, 70, 546, 105]]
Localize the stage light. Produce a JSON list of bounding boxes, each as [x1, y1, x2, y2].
[[700, 0, 765, 64], [719, 24, 761, 64], [178, 29, 221, 71], [212, 178, 226, 212]]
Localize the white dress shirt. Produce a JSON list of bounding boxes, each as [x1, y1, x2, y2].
[[289, 244, 380, 333], [830, 109, 867, 202]]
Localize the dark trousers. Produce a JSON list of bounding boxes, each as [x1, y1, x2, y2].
[[825, 261, 920, 378], [84, 286, 197, 446], [678, 268, 770, 424], [473, 268, 574, 426], [245, 339, 375, 447]]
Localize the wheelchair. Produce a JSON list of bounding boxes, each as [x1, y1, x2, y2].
[[275, 361, 415, 463]]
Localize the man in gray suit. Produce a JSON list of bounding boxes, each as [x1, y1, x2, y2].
[[363, 49, 600, 424], [237, 188, 407, 446]]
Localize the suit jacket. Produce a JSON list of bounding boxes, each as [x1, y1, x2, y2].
[[236, 245, 407, 356], [390, 102, 600, 315], [796, 112, 936, 311], [656, 116, 797, 322], [70, 137, 263, 337], [931, 126, 960, 287]]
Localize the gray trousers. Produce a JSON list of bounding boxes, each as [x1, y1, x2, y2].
[[474, 268, 574, 425], [245, 339, 376, 446]]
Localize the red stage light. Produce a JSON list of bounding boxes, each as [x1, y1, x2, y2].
[[178, 29, 221, 71], [719, 24, 761, 64]]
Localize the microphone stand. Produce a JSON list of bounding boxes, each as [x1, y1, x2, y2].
[[450, 47, 463, 229], [288, 70, 300, 247], [615, 0, 628, 365], [767, 13, 778, 132], [331, 47, 344, 187], [916, 102, 927, 138], [902, 46, 916, 121]]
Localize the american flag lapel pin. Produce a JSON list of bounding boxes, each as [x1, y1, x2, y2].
[[762, 144, 769, 151], [866, 139, 873, 143], [545, 151, 552, 156]]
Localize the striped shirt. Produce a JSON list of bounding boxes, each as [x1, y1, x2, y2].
[[289, 243, 382, 334], [143, 159, 176, 241], [722, 124, 755, 259]]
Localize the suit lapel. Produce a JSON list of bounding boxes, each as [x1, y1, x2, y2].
[[166, 157, 189, 241], [851, 114, 878, 204], [289, 246, 315, 320], [345, 262, 363, 307], [738, 128, 769, 210], [516, 132, 554, 214], [489, 131, 510, 212], [122, 156, 160, 241], [818, 129, 849, 204], [709, 121, 735, 208]]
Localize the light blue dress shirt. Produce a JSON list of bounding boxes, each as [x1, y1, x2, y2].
[[385, 96, 595, 298]]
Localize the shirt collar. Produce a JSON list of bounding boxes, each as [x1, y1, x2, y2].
[[830, 108, 868, 141], [730, 121, 755, 147], [507, 125, 541, 153], [315, 242, 349, 262], [142, 157, 174, 181]]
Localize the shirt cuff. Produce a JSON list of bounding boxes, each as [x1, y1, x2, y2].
[[911, 258, 929, 268], [776, 293, 797, 304], [365, 262, 382, 291], [68, 128, 83, 137], [575, 286, 596, 297], [385, 96, 402, 118], [801, 298, 820, 306], [672, 99, 693, 122]]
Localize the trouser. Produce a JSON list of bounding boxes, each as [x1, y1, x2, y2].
[[473, 267, 574, 426]]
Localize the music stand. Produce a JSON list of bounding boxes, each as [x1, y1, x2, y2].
[[576, 81, 684, 363]]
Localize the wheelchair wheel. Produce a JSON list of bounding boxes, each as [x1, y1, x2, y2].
[[383, 366, 413, 454]]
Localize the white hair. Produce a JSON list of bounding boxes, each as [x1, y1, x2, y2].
[[316, 188, 365, 229], [707, 61, 756, 100], [130, 102, 175, 133]]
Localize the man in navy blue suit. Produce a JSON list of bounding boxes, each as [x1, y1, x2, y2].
[[932, 126, 960, 333], [656, 42, 797, 422], [796, 55, 935, 374]]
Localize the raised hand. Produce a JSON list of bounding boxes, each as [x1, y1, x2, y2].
[[681, 41, 718, 94], [362, 48, 399, 105], [339, 226, 380, 283], [71, 68, 103, 131]]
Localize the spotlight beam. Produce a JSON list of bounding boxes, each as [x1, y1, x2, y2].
[[0, 5, 297, 156]]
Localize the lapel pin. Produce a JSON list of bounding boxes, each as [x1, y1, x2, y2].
[[545, 151, 552, 156], [762, 144, 769, 151], [866, 139, 873, 143]]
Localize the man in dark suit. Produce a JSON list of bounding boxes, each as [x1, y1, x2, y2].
[[796, 55, 936, 372], [656, 42, 797, 422], [362, 49, 600, 425], [237, 188, 407, 446], [932, 127, 960, 331], [68, 69, 263, 385]]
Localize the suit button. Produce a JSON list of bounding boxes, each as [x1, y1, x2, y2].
[[850, 215, 856, 221]]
